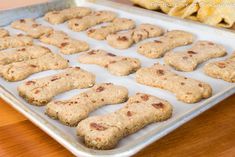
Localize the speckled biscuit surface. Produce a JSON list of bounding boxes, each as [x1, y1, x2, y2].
[[0, 45, 51, 65], [40, 31, 89, 54], [87, 18, 135, 40], [77, 93, 172, 150], [44, 7, 91, 24], [78, 49, 141, 76], [0, 34, 33, 50], [107, 23, 164, 49], [46, 83, 128, 126], [11, 18, 53, 38], [68, 11, 117, 32], [18, 67, 95, 106], [0, 28, 9, 37], [0, 53, 68, 82], [136, 63, 212, 103], [164, 41, 227, 71], [137, 30, 194, 58], [204, 52, 235, 82]]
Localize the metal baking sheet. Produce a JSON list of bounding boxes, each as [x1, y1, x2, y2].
[[0, 0, 235, 156]]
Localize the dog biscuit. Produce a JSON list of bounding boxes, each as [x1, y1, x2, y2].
[[0, 28, 9, 37], [11, 18, 53, 38], [136, 63, 212, 103], [77, 93, 172, 149], [87, 18, 135, 40], [107, 23, 164, 49], [0, 45, 51, 65], [44, 7, 91, 24], [137, 30, 194, 58], [40, 31, 89, 54], [18, 67, 96, 106], [164, 41, 227, 71], [78, 49, 141, 76], [204, 52, 235, 82], [46, 83, 128, 126], [0, 53, 68, 81], [0, 34, 33, 50], [68, 11, 117, 32]]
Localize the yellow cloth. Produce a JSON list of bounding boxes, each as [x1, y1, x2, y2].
[[130, 0, 235, 28], [130, 0, 172, 13]]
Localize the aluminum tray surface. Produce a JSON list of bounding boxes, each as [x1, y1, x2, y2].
[[0, 0, 234, 156]]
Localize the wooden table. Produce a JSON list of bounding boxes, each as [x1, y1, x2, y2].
[[0, 1, 235, 157]]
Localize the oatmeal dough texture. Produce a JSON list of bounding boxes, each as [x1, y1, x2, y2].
[[78, 49, 141, 76], [164, 41, 227, 71], [0, 34, 33, 50], [137, 30, 194, 58], [0, 53, 68, 81], [44, 7, 91, 24], [77, 93, 172, 150], [87, 18, 135, 40], [40, 31, 89, 54], [46, 83, 128, 126], [204, 52, 235, 82], [18, 67, 95, 106], [107, 23, 164, 49], [136, 63, 212, 103], [68, 10, 117, 32], [11, 18, 53, 38]]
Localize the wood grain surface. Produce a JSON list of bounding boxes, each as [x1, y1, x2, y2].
[[0, 0, 235, 157]]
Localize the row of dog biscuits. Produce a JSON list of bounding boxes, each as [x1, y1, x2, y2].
[[11, 18, 53, 38], [18, 74, 172, 149], [87, 18, 135, 40], [39, 30, 89, 54], [164, 41, 227, 71], [0, 34, 33, 50], [68, 10, 117, 31], [18, 67, 95, 106], [106, 23, 164, 49], [44, 7, 92, 24], [78, 49, 141, 76]]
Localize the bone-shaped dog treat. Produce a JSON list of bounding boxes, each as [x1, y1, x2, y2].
[[78, 49, 141, 76], [18, 67, 95, 106], [11, 18, 53, 38], [106, 23, 164, 49], [137, 30, 194, 58], [46, 83, 128, 126], [0, 28, 9, 37], [77, 93, 172, 150], [0, 34, 33, 50], [0, 53, 68, 81], [40, 30, 89, 54], [136, 63, 212, 103], [0, 45, 51, 65], [164, 41, 227, 71], [44, 7, 92, 24], [87, 18, 135, 40], [204, 52, 235, 82], [68, 11, 117, 32]]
